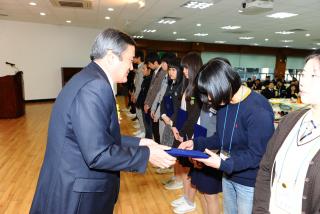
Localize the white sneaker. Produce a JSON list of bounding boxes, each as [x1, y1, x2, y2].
[[156, 167, 174, 174], [171, 196, 186, 207], [173, 202, 196, 214], [164, 180, 183, 190]]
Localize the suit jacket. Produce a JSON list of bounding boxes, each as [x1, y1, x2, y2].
[[144, 67, 166, 107], [133, 62, 144, 98], [151, 75, 168, 121], [30, 62, 150, 214]]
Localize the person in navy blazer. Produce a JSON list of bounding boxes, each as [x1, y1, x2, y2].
[[30, 28, 176, 214]]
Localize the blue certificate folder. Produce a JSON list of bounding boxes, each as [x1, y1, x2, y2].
[[166, 148, 209, 158], [163, 95, 174, 117], [194, 124, 207, 138], [176, 109, 188, 131]]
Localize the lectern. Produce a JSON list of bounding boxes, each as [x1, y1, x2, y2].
[[0, 71, 25, 118]]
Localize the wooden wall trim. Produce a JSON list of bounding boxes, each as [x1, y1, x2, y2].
[[136, 39, 311, 57]]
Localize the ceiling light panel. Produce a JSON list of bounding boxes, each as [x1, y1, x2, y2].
[[221, 25, 241, 30], [239, 36, 254, 40], [158, 17, 178, 25], [194, 33, 208, 36], [214, 41, 226, 43], [281, 40, 293, 43], [176, 38, 187, 41], [143, 29, 156, 33], [275, 31, 295, 35], [266, 12, 298, 19], [182, 1, 214, 9]]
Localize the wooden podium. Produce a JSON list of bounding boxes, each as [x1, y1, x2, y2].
[[0, 71, 25, 118]]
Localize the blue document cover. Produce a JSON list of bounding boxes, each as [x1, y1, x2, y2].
[[176, 109, 188, 131], [165, 148, 209, 158], [194, 124, 207, 138], [163, 95, 174, 117]]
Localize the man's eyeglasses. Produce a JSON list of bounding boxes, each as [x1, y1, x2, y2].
[[298, 70, 320, 79]]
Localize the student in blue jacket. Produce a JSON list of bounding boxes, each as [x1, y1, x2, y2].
[[180, 57, 274, 214]]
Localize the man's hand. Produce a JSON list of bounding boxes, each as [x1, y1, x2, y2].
[[139, 138, 158, 147], [148, 144, 176, 169], [193, 149, 221, 169], [178, 140, 194, 150]]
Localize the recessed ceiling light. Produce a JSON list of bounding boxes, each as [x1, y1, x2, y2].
[[40, 12, 46, 16], [265, 38, 269, 41], [281, 40, 293, 43], [275, 31, 295, 35], [108, 8, 114, 11], [182, 1, 213, 9], [253, 43, 259, 46], [66, 20, 71, 23], [284, 46, 290, 48], [266, 12, 298, 19], [316, 43, 320, 46], [312, 47, 317, 50], [143, 29, 156, 33], [305, 33, 311, 37], [194, 33, 208, 37], [29, 2, 37, 6], [214, 41, 226, 44], [133, 35, 143, 39], [105, 16, 110, 20], [221, 25, 241, 30], [239, 36, 254, 40], [158, 17, 177, 24], [173, 31, 177, 35], [176, 38, 187, 41], [238, 10, 243, 13], [196, 23, 201, 27]]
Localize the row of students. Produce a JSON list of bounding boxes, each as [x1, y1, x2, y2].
[[129, 49, 320, 214], [177, 49, 320, 214]]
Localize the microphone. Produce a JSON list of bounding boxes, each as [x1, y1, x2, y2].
[[5, 61, 15, 67]]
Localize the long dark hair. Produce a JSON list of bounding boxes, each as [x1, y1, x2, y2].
[[197, 57, 241, 108], [181, 52, 203, 100]]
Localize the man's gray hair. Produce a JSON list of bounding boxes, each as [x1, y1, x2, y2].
[[90, 28, 136, 60]]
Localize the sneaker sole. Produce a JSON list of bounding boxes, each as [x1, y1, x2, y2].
[[173, 207, 196, 214]]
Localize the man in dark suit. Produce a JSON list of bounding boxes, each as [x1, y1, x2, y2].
[[30, 28, 176, 214]]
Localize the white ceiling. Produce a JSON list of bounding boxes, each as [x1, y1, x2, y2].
[[0, 0, 320, 50]]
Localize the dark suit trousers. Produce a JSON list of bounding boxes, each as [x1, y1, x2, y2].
[[152, 120, 160, 143]]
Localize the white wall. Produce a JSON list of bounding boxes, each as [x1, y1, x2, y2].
[[0, 20, 101, 100]]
